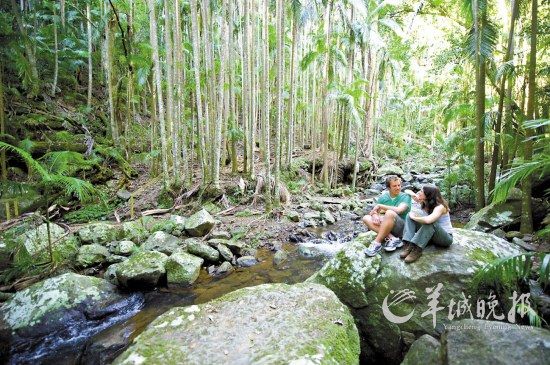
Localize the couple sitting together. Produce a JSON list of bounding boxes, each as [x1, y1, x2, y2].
[[362, 175, 453, 263]]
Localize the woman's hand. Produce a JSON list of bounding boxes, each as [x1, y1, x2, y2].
[[409, 212, 425, 223]]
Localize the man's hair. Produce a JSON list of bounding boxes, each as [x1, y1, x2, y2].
[[385, 175, 401, 188]]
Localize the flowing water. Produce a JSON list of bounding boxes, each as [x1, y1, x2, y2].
[[9, 243, 327, 365]]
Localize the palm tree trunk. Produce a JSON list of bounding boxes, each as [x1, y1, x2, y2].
[[488, 0, 518, 195], [274, 0, 285, 204], [86, 2, 93, 109], [52, 2, 59, 96], [520, 0, 537, 233], [474, 0, 486, 210], [146, 0, 169, 183]]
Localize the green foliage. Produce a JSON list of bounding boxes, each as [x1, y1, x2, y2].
[[63, 202, 114, 223], [473, 252, 550, 290], [39, 151, 99, 176], [0, 142, 97, 203]]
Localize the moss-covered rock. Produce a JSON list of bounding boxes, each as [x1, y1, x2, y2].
[[308, 238, 381, 308], [122, 219, 150, 243], [115, 251, 168, 288], [78, 223, 124, 245], [401, 334, 442, 365], [443, 319, 550, 365], [77, 244, 110, 267], [376, 164, 404, 176], [112, 240, 135, 256], [184, 209, 217, 237], [0, 273, 121, 336], [186, 240, 220, 262], [165, 251, 203, 286], [114, 283, 360, 364], [141, 231, 183, 255], [215, 243, 234, 262], [14, 223, 78, 265], [310, 229, 522, 364]]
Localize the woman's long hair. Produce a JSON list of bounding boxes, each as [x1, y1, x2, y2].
[[421, 185, 449, 214]]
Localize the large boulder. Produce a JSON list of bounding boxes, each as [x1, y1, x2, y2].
[[78, 223, 123, 244], [141, 231, 182, 255], [465, 189, 546, 232], [114, 283, 360, 364], [184, 209, 216, 237], [443, 319, 550, 365], [165, 251, 204, 286], [404, 319, 550, 365], [0, 273, 129, 362], [376, 164, 404, 176], [115, 251, 169, 288], [14, 223, 78, 264], [310, 228, 522, 364]]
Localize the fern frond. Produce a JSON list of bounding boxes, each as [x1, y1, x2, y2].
[[0, 141, 49, 180], [50, 175, 96, 203], [473, 253, 535, 289], [39, 151, 97, 175]]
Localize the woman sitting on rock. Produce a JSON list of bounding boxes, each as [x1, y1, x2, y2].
[[400, 184, 453, 263]]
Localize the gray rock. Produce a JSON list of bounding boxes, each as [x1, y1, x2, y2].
[[321, 210, 336, 224], [114, 283, 360, 364], [104, 263, 121, 286], [490, 228, 506, 239], [286, 210, 300, 222], [115, 251, 169, 287], [443, 319, 550, 365], [273, 250, 288, 266], [78, 223, 123, 244], [236, 256, 258, 267], [377, 164, 404, 176], [465, 192, 546, 232], [402, 173, 413, 182], [185, 209, 217, 237], [165, 251, 204, 286], [141, 231, 182, 255], [114, 240, 135, 255], [187, 241, 220, 262], [215, 243, 234, 262], [209, 230, 231, 240], [116, 189, 132, 201], [216, 261, 234, 275], [169, 215, 187, 231], [77, 244, 110, 267], [106, 254, 128, 264], [240, 247, 257, 257], [505, 231, 523, 239], [401, 334, 442, 365]]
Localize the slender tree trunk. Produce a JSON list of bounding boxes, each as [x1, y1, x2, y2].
[[274, 0, 285, 204], [520, 0, 537, 233], [474, 0, 486, 210], [52, 2, 59, 96], [86, 2, 93, 109], [320, 1, 333, 187], [488, 0, 518, 195], [11, 0, 39, 97], [286, 16, 298, 168], [174, 0, 187, 183], [262, 0, 272, 211], [147, 0, 169, 183], [0, 63, 6, 190], [164, 0, 176, 179]]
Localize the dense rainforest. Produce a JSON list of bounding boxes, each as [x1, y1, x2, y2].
[[0, 0, 549, 364]]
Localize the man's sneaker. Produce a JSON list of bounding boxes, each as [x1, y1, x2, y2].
[[383, 237, 403, 252], [364, 242, 382, 257]]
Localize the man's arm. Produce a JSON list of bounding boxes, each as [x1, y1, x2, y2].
[[373, 202, 409, 215]]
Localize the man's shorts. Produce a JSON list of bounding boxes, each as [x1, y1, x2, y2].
[[390, 215, 405, 237]]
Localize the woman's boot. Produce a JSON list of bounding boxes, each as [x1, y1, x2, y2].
[[404, 245, 422, 263], [400, 242, 413, 259]]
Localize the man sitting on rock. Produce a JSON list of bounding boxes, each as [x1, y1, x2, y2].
[[362, 175, 412, 256]]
